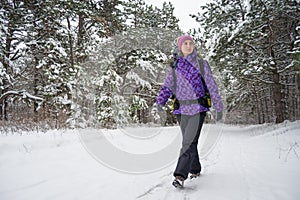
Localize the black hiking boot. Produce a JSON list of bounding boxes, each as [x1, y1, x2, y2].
[[190, 172, 200, 179], [172, 176, 185, 188]]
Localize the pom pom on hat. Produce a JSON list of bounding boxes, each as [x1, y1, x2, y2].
[[177, 35, 194, 50]]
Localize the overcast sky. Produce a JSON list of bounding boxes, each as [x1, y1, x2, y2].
[[145, 0, 211, 32]]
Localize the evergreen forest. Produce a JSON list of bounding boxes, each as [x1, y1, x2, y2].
[[0, 0, 299, 131]]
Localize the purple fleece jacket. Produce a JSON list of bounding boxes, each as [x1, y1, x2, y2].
[[156, 51, 224, 115]]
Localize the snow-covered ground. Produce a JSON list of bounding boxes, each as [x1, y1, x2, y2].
[[0, 121, 300, 200]]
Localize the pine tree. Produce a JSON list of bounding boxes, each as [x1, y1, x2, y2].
[[0, 0, 125, 129], [88, 0, 181, 126], [123, 0, 179, 29], [22, 0, 81, 127], [0, 0, 180, 129], [122, 0, 179, 123], [192, 0, 300, 124], [288, 10, 300, 120], [0, 0, 39, 122]]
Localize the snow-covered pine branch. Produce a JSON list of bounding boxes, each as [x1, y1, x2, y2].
[[0, 90, 44, 103]]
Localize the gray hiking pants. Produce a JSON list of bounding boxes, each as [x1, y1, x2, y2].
[[173, 112, 206, 180]]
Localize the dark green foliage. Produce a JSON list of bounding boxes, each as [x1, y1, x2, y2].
[[191, 0, 300, 124], [0, 0, 180, 129]]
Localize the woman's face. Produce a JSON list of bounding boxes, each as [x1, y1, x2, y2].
[[181, 40, 194, 57]]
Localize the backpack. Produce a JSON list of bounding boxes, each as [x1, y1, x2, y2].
[[170, 51, 211, 111]]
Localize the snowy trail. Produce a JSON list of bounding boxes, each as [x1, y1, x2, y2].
[[136, 122, 300, 200], [136, 127, 250, 200], [0, 121, 300, 200]]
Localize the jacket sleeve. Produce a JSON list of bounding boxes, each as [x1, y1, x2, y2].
[[156, 67, 174, 106], [203, 60, 224, 112]]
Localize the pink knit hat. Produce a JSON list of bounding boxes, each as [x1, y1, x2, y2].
[[177, 35, 194, 50]]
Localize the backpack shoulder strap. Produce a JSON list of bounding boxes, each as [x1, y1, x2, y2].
[[197, 58, 205, 76], [197, 58, 210, 94], [171, 58, 178, 95]]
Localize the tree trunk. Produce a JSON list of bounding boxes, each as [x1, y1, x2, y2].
[[76, 14, 85, 63], [272, 70, 284, 123], [297, 73, 300, 119], [67, 17, 74, 68], [33, 57, 39, 122], [1, 24, 14, 120], [254, 89, 261, 124]]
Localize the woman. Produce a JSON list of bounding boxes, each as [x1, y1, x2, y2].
[[156, 35, 224, 188]]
